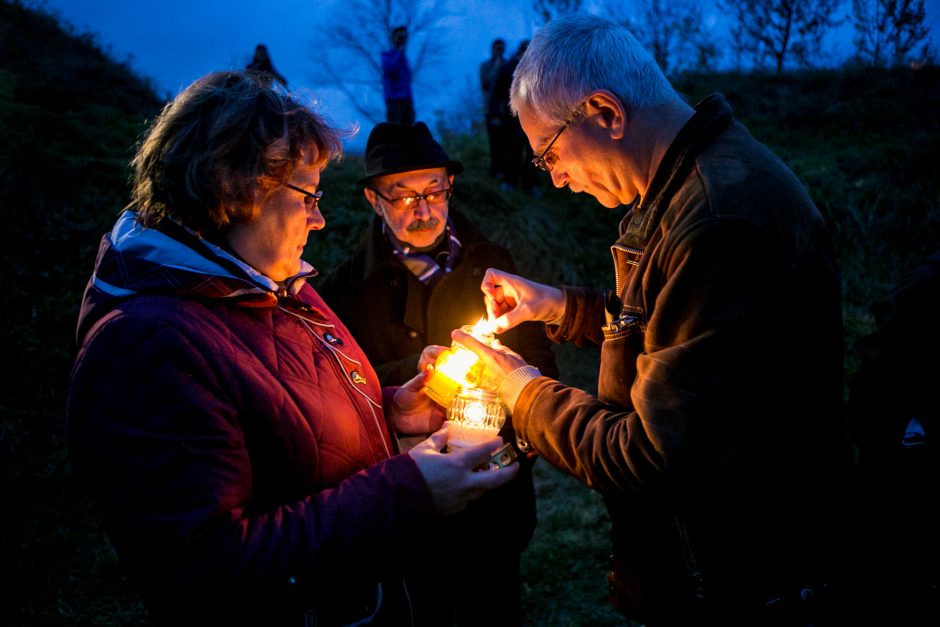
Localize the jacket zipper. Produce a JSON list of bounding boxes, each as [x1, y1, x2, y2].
[[279, 305, 391, 459], [610, 243, 643, 295], [674, 516, 707, 600]]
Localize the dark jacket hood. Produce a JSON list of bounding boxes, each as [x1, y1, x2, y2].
[[76, 211, 316, 345]]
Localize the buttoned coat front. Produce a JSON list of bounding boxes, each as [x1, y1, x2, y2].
[[67, 212, 438, 626]]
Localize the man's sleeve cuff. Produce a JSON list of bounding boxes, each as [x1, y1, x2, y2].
[[498, 365, 541, 414]]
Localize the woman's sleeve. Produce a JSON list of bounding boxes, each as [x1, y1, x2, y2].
[[67, 313, 436, 589]]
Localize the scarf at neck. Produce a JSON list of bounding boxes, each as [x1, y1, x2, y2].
[[383, 220, 462, 286]]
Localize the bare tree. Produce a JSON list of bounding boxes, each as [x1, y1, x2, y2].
[[532, 0, 583, 24], [314, 0, 451, 124], [613, 0, 719, 76], [851, 0, 931, 67], [719, 0, 845, 73]]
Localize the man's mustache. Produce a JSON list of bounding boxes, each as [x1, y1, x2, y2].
[[407, 217, 440, 232]]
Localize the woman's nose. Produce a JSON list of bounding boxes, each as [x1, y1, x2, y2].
[[308, 209, 325, 230]]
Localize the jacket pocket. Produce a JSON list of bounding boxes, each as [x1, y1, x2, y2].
[[598, 310, 643, 407]]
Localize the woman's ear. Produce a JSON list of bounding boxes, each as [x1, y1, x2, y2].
[[584, 90, 625, 140]]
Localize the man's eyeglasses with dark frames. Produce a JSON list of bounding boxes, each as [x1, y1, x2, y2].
[[285, 183, 323, 210], [370, 187, 453, 210], [531, 103, 585, 173]]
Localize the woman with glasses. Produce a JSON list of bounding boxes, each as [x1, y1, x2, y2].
[[66, 71, 518, 626]]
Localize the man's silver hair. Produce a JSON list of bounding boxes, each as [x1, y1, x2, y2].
[[510, 15, 677, 125]]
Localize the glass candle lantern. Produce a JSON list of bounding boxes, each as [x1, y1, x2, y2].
[[445, 387, 506, 451], [424, 319, 497, 407]]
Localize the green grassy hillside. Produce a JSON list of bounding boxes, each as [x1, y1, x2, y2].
[[0, 1, 162, 624], [1, 0, 938, 624]]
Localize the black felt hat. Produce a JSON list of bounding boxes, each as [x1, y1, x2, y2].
[[357, 121, 463, 185]]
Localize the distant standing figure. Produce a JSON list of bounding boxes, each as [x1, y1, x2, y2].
[[844, 250, 940, 625], [489, 40, 536, 194], [382, 26, 414, 125], [246, 43, 287, 87], [480, 38, 506, 178]]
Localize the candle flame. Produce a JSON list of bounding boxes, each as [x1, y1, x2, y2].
[[470, 316, 496, 339], [464, 401, 486, 425], [435, 348, 480, 387]]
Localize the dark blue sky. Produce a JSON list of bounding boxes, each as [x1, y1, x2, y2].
[[40, 0, 538, 152], [38, 0, 940, 153]]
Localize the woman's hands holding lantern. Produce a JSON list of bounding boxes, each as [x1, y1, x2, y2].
[[408, 427, 519, 516], [481, 268, 565, 333], [396, 370, 519, 516]]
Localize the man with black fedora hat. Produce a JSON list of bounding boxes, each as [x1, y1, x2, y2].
[[317, 121, 556, 625]]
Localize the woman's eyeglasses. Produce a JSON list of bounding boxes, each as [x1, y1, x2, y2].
[[285, 183, 323, 209]]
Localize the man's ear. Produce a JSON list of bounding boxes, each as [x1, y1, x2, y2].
[[363, 188, 383, 217], [584, 90, 625, 141]]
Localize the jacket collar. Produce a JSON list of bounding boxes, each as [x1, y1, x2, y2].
[[77, 211, 317, 343], [617, 92, 733, 251], [100, 211, 316, 295]]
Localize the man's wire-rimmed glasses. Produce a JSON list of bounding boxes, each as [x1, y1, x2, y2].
[[531, 103, 586, 172], [285, 183, 323, 210], [370, 187, 454, 211]]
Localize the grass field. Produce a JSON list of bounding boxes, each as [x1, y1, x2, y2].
[[518, 343, 637, 626]]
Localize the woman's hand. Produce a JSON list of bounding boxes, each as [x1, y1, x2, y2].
[[389, 371, 446, 435], [408, 426, 519, 516], [418, 344, 448, 375]]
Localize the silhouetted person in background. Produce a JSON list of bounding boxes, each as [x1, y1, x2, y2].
[[382, 26, 414, 124], [480, 38, 506, 179], [246, 43, 287, 87], [844, 250, 940, 625], [489, 40, 537, 195]]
